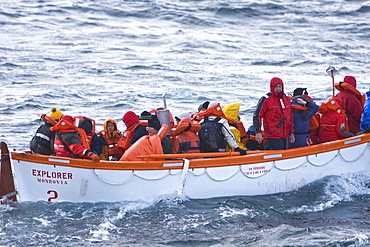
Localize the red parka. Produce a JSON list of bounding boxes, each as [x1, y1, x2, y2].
[[259, 77, 294, 139], [335, 76, 363, 134]]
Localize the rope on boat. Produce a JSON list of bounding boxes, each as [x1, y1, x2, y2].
[[336, 144, 368, 163], [203, 167, 240, 182], [273, 157, 308, 171], [93, 142, 370, 185], [133, 170, 172, 181], [93, 169, 135, 185]]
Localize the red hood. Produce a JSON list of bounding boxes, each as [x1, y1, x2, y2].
[[122, 111, 139, 128], [270, 77, 284, 97], [343, 75, 357, 88]]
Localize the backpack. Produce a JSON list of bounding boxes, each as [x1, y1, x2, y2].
[[199, 117, 226, 152]]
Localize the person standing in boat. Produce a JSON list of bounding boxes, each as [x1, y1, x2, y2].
[[360, 90, 370, 133], [318, 97, 354, 143], [97, 119, 123, 160], [253, 77, 295, 150], [335, 76, 364, 134], [51, 115, 100, 162], [288, 88, 319, 148], [118, 111, 148, 152]]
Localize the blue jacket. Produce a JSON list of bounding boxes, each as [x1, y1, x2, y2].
[[288, 98, 319, 149], [360, 91, 370, 132]]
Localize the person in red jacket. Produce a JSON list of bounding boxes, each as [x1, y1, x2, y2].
[[254, 77, 295, 150], [335, 75, 363, 134], [318, 97, 354, 143], [51, 115, 100, 162]]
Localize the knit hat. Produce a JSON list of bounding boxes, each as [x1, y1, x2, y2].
[[198, 101, 210, 112], [139, 111, 152, 120], [293, 88, 308, 96], [148, 115, 161, 131], [50, 107, 63, 120]]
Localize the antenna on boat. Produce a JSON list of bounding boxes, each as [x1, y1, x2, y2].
[[162, 93, 167, 109], [326, 66, 339, 97]]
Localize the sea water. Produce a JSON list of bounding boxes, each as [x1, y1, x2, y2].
[[1, 0, 370, 246]]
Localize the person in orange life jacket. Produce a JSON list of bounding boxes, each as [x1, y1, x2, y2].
[[253, 77, 295, 150], [97, 119, 123, 160], [30, 114, 58, 155], [171, 117, 201, 154], [119, 111, 148, 151], [318, 97, 354, 143], [77, 117, 102, 156], [198, 102, 246, 155], [52, 115, 100, 162], [288, 88, 319, 149], [335, 76, 363, 134], [147, 114, 172, 154]]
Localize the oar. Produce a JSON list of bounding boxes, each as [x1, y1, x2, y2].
[[326, 66, 339, 97]]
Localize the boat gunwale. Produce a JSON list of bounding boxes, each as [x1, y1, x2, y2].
[[10, 134, 370, 170]]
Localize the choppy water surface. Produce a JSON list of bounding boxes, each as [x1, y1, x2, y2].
[[2, 0, 370, 246]]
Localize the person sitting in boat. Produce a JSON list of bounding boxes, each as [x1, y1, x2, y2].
[[30, 114, 58, 155], [335, 76, 365, 134], [97, 119, 123, 161], [253, 77, 295, 150], [118, 111, 148, 152], [49, 107, 63, 121], [222, 102, 248, 151], [76, 116, 102, 156], [139, 110, 152, 121], [119, 115, 170, 161], [360, 90, 370, 133], [196, 102, 246, 155], [288, 88, 319, 149], [171, 116, 200, 154], [147, 114, 172, 154], [318, 97, 354, 143], [50, 115, 100, 162]]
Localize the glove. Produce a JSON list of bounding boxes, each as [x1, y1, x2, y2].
[[87, 151, 100, 162], [235, 147, 247, 155]]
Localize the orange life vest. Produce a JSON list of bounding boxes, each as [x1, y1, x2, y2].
[[319, 97, 350, 132], [50, 118, 90, 150], [119, 124, 169, 161], [291, 104, 320, 130], [74, 116, 96, 146], [334, 82, 366, 107], [97, 130, 121, 158], [117, 121, 147, 150], [41, 114, 57, 126], [171, 118, 200, 153]]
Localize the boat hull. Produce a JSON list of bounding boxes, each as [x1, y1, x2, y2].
[[9, 135, 370, 203]]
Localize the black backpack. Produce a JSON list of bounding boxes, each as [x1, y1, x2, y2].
[[199, 117, 226, 152]]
